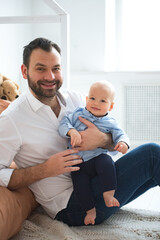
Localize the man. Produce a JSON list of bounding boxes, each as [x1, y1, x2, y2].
[[0, 38, 160, 239]]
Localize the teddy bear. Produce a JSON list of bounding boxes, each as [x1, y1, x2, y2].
[[1, 80, 20, 101], [0, 73, 20, 101], [0, 74, 10, 100], [0, 85, 9, 100], [0, 73, 9, 84]]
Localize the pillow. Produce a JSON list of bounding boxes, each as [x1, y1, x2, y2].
[[0, 186, 38, 239]]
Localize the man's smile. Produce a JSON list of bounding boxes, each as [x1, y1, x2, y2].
[[41, 81, 57, 89]]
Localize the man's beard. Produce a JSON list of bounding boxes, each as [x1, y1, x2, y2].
[[27, 74, 62, 100]]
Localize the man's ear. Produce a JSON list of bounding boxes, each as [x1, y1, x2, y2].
[[86, 96, 88, 102], [21, 64, 28, 79], [109, 102, 114, 111]]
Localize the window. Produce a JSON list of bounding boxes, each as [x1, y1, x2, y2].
[[105, 0, 160, 71]]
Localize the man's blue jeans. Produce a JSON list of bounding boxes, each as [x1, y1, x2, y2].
[[55, 143, 160, 226]]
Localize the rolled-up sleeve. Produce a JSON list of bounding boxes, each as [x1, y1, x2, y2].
[[0, 169, 14, 187], [0, 114, 21, 187]]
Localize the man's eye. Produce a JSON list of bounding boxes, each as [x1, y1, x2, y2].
[[90, 97, 95, 100], [37, 68, 45, 71], [53, 67, 61, 72]]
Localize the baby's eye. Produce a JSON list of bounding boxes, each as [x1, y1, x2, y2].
[[101, 99, 106, 103], [90, 97, 95, 101]]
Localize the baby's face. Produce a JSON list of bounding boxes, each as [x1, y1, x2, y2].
[[86, 85, 114, 117]]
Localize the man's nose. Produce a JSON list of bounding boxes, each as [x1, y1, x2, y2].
[[45, 71, 55, 80]]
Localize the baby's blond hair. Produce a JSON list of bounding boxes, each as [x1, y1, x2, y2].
[[89, 81, 115, 102]]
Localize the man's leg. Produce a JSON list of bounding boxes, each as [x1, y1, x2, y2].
[[0, 186, 38, 240], [56, 143, 160, 226]]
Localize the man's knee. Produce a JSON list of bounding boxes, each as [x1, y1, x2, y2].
[[0, 186, 38, 240]]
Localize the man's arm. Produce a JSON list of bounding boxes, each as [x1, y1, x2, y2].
[[73, 116, 114, 151], [8, 149, 82, 190]]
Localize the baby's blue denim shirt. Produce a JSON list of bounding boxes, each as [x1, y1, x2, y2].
[[59, 107, 130, 161]]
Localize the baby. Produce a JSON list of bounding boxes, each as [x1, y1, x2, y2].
[[59, 81, 130, 225]]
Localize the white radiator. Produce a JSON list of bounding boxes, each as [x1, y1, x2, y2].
[[125, 85, 160, 143]]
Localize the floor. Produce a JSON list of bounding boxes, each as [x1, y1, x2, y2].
[[125, 186, 160, 212]]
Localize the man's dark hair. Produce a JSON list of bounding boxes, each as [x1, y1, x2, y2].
[[23, 37, 61, 68]]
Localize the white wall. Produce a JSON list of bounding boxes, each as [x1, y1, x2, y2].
[[0, 0, 32, 88], [56, 0, 105, 72], [31, 0, 61, 45]]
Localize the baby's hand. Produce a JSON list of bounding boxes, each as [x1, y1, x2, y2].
[[114, 142, 128, 154], [68, 129, 82, 147]]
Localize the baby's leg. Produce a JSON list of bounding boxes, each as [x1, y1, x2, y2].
[[71, 161, 96, 225], [103, 190, 120, 207], [84, 207, 96, 225], [95, 154, 120, 207]]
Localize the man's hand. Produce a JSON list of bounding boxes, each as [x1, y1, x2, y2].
[[45, 149, 82, 177], [8, 149, 82, 190], [0, 99, 10, 114], [73, 116, 114, 151]]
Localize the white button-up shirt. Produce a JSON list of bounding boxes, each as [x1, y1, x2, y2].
[[0, 88, 85, 218]]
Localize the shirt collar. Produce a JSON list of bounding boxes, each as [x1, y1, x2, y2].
[[26, 88, 67, 112], [56, 89, 67, 107]]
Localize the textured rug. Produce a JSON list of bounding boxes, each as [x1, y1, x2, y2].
[[12, 208, 160, 240]]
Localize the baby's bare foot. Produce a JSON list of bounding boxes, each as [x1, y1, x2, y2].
[[84, 208, 96, 225], [103, 191, 120, 207]]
